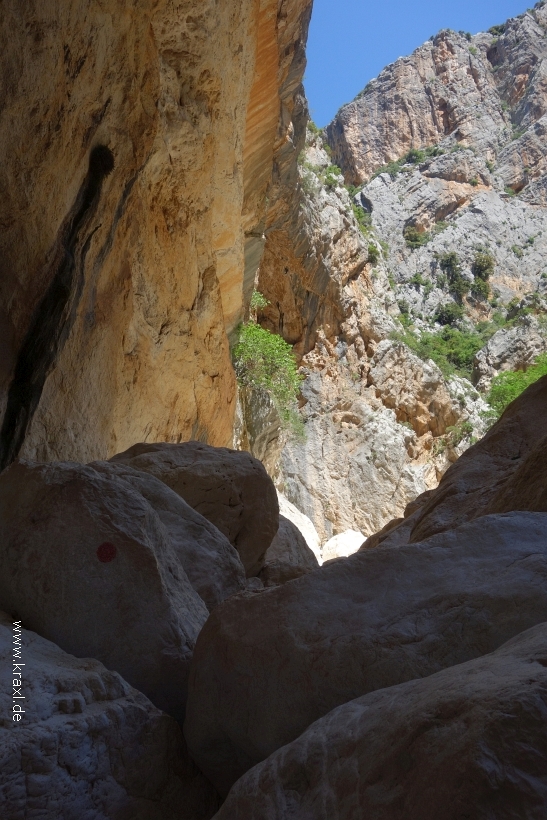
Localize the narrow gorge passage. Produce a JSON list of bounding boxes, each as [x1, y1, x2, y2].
[[1, 2, 547, 819]]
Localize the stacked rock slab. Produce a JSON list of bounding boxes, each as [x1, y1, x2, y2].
[[91, 459, 245, 611], [259, 514, 319, 586], [110, 441, 279, 576], [212, 623, 547, 820], [184, 511, 547, 794], [0, 459, 212, 721], [0, 613, 220, 820]]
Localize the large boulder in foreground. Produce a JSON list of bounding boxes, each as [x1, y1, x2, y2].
[[407, 374, 547, 543], [0, 460, 209, 720], [0, 612, 220, 820], [110, 442, 279, 576], [184, 512, 547, 794], [91, 460, 245, 610], [213, 622, 547, 820], [259, 515, 319, 586]]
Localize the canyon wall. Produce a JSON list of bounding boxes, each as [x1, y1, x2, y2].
[[326, 6, 547, 184], [0, 0, 311, 467], [253, 5, 547, 547]]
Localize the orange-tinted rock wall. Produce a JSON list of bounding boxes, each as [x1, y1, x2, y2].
[[0, 0, 311, 465]]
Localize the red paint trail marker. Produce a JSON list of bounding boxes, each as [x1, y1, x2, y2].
[[97, 542, 116, 563]]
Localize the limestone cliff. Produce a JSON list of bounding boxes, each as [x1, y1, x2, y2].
[[326, 6, 547, 185], [255, 131, 486, 545], [251, 5, 547, 549], [0, 0, 311, 467]]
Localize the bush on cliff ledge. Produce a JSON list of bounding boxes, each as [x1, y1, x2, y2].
[[485, 353, 547, 422], [233, 322, 303, 434]]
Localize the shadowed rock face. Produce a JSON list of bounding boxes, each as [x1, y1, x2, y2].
[[259, 514, 319, 586], [184, 511, 547, 795], [0, 459, 210, 721], [91, 459, 247, 610], [0, 612, 221, 820], [0, 0, 312, 464], [212, 623, 547, 820]]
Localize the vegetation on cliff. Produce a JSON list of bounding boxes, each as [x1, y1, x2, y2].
[[485, 353, 547, 422], [233, 300, 303, 434]]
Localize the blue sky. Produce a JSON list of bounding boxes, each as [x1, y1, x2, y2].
[[305, 0, 535, 126]]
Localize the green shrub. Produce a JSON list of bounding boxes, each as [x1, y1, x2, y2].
[[250, 290, 270, 311], [432, 221, 449, 236], [405, 148, 426, 164], [472, 251, 495, 280], [489, 24, 506, 36], [486, 160, 496, 173], [485, 354, 547, 421], [368, 243, 380, 264], [324, 164, 342, 188], [300, 167, 317, 195], [439, 251, 468, 299], [511, 244, 524, 258], [469, 46, 478, 56], [391, 324, 494, 379], [471, 278, 490, 300], [505, 186, 517, 197], [404, 225, 430, 249], [470, 177, 479, 186], [409, 272, 428, 290], [380, 239, 390, 258], [346, 183, 361, 197], [372, 159, 404, 180], [352, 203, 372, 233], [434, 302, 464, 326], [471, 279, 490, 300], [307, 120, 321, 134], [512, 126, 526, 141], [446, 420, 475, 446], [233, 323, 302, 432]]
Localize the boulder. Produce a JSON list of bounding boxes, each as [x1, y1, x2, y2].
[[277, 492, 322, 564], [0, 459, 209, 720], [110, 442, 279, 576], [0, 612, 220, 820], [259, 515, 319, 586], [212, 622, 547, 820], [184, 512, 547, 794], [409, 374, 547, 544], [322, 529, 365, 562], [485, 433, 547, 516], [91, 460, 246, 610]]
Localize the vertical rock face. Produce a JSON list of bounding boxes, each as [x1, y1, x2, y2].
[[0, 0, 312, 465], [251, 5, 547, 544], [326, 8, 547, 184], [255, 134, 486, 542]]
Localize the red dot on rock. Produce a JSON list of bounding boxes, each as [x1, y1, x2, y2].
[[97, 542, 116, 563]]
